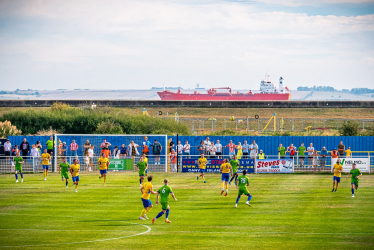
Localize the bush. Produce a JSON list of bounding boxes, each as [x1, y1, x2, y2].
[[95, 120, 124, 134], [0, 120, 22, 138], [339, 121, 359, 136]]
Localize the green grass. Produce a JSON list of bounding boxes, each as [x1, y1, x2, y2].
[[0, 172, 374, 250]]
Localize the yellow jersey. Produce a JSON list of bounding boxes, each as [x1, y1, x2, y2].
[[141, 182, 153, 200], [144, 157, 148, 165], [70, 164, 80, 177], [41, 153, 51, 165], [197, 157, 207, 169], [220, 163, 231, 173], [345, 149, 352, 157], [97, 157, 109, 170], [333, 163, 343, 177]]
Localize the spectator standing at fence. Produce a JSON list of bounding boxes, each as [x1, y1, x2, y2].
[[184, 141, 190, 159], [101, 139, 111, 149], [120, 144, 127, 159], [101, 143, 111, 159], [113, 146, 120, 159], [4, 139, 11, 162], [278, 143, 286, 159], [242, 141, 250, 159], [60, 142, 66, 156], [87, 145, 94, 172], [236, 142, 243, 159], [203, 137, 211, 156], [258, 150, 265, 159], [14, 152, 24, 183], [225, 140, 236, 158], [197, 141, 205, 156], [249, 140, 258, 160], [152, 140, 162, 165], [70, 140, 78, 157], [209, 143, 217, 159], [337, 141, 345, 158], [215, 140, 222, 159], [177, 141, 183, 157], [168, 138, 174, 155], [287, 144, 296, 159], [319, 146, 328, 172], [345, 147, 352, 158], [170, 149, 177, 172], [84, 152, 90, 170], [128, 141, 139, 169], [312, 150, 319, 173], [20, 138, 30, 160], [298, 143, 306, 168], [331, 148, 339, 159], [307, 143, 314, 167], [332, 159, 343, 192], [143, 136, 152, 156], [84, 139, 91, 156], [30, 144, 40, 171]]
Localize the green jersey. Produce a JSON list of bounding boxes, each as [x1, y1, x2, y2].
[[14, 156, 23, 169], [237, 175, 249, 189], [278, 146, 286, 156], [350, 168, 361, 182], [298, 146, 306, 156], [137, 161, 147, 173], [158, 185, 173, 203], [46, 140, 54, 150], [60, 162, 70, 173], [230, 159, 239, 173]]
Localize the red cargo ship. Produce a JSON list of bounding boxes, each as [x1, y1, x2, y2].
[[157, 74, 291, 101]]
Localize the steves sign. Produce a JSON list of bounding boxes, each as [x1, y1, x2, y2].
[[182, 158, 255, 173], [256, 158, 294, 173]]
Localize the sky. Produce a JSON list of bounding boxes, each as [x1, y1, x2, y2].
[[0, 0, 374, 91]]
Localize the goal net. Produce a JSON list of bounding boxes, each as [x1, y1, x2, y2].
[[54, 134, 167, 173]]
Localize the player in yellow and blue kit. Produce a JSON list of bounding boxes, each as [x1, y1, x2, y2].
[[139, 175, 157, 220], [70, 159, 80, 193], [97, 153, 109, 184], [197, 154, 207, 183], [41, 148, 51, 181], [220, 159, 232, 196], [332, 159, 343, 192]]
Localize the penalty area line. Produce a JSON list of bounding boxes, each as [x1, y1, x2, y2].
[[168, 231, 374, 235]]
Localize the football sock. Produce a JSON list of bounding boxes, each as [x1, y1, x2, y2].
[[199, 174, 202, 177], [43, 172, 46, 178], [66, 181, 68, 187], [15, 173, 18, 180], [155, 211, 164, 219], [165, 209, 170, 219], [146, 207, 152, 214], [332, 183, 335, 189], [89, 167, 92, 171], [236, 196, 240, 204], [352, 188, 354, 195], [75, 184, 78, 189], [225, 184, 228, 190], [20, 173, 23, 178], [146, 169, 148, 174], [46, 171, 48, 176], [140, 209, 146, 217], [202, 176, 205, 181], [235, 175, 238, 182], [335, 183, 339, 190], [229, 176, 235, 183], [221, 183, 224, 189], [139, 179, 142, 184], [104, 176, 106, 183], [247, 194, 252, 202]]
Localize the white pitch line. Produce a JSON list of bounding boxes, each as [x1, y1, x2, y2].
[[0, 228, 140, 232], [167, 231, 374, 235]]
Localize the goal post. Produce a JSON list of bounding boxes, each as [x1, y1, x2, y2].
[[54, 134, 168, 173]]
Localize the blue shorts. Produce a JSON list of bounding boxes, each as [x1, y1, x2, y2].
[[333, 176, 341, 183], [199, 168, 205, 173], [141, 198, 152, 208], [100, 169, 108, 175], [221, 173, 230, 182], [72, 176, 80, 182], [43, 165, 49, 170]]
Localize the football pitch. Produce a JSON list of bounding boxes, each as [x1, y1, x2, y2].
[[0, 172, 373, 250]]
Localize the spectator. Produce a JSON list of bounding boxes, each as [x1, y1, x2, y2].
[[319, 146, 328, 171], [4, 139, 11, 161], [215, 140, 222, 159], [170, 149, 177, 172], [143, 136, 152, 156], [209, 143, 217, 159], [120, 144, 127, 159], [12, 145, 19, 156], [258, 149, 265, 159], [60, 142, 67, 156], [113, 146, 120, 159], [345, 147, 352, 158], [30, 144, 40, 171], [87, 145, 94, 172], [84, 139, 91, 156], [70, 140, 78, 157], [242, 140, 250, 159], [84, 152, 90, 170], [331, 147, 339, 159], [168, 138, 174, 155], [36, 141, 42, 164], [177, 141, 183, 156], [101, 143, 112, 158], [278, 143, 286, 159], [225, 140, 236, 158], [298, 143, 306, 168], [152, 140, 162, 165], [287, 143, 296, 159], [128, 141, 139, 167], [46, 136, 54, 159], [249, 140, 258, 160], [20, 138, 30, 160], [307, 143, 314, 168], [101, 139, 111, 148], [197, 141, 205, 156], [312, 150, 319, 173], [236, 142, 243, 159], [203, 137, 211, 156], [184, 140, 190, 159], [337, 141, 345, 158]]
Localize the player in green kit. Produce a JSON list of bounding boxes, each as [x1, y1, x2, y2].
[[235, 170, 252, 208], [346, 163, 362, 197], [137, 156, 148, 186], [152, 179, 177, 224], [14, 152, 24, 183], [229, 154, 239, 186], [60, 157, 70, 188]]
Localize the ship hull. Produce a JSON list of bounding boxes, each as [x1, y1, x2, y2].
[[157, 92, 291, 101]]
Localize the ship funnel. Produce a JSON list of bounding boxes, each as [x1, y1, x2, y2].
[[279, 77, 284, 93]]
